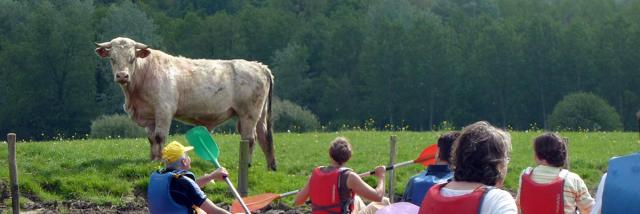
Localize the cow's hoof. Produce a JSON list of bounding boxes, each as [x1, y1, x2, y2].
[[268, 162, 277, 171]]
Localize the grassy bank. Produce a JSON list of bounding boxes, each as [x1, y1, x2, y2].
[[1, 131, 638, 208]]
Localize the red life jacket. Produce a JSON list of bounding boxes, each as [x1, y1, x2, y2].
[[419, 183, 493, 214], [519, 167, 568, 214], [309, 167, 354, 214]]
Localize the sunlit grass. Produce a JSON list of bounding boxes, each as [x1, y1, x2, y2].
[[1, 131, 638, 207]]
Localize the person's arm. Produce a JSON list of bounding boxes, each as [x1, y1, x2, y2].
[[174, 176, 228, 214], [199, 198, 231, 214], [348, 166, 385, 202], [294, 177, 311, 206], [574, 175, 595, 214], [196, 168, 228, 188]]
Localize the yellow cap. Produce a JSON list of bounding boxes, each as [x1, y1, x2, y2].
[[162, 141, 194, 163]]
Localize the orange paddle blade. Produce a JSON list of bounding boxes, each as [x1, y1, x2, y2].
[[414, 144, 438, 167], [231, 193, 280, 213]]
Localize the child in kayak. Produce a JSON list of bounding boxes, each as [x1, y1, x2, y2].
[[516, 133, 593, 214], [294, 137, 389, 214], [402, 131, 459, 206]]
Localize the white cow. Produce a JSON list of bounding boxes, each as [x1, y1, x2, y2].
[[95, 37, 276, 170]]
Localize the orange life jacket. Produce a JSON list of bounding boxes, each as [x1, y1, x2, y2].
[[419, 183, 493, 214], [309, 167, 354, 214], [519, 167, 567, 214]]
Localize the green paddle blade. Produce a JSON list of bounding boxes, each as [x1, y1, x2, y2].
[[186, 126, 222, 168]]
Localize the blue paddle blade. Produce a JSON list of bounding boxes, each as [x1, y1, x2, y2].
[[186, 126, 221, 168]]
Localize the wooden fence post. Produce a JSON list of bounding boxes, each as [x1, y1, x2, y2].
[[7, 133, 19, 214], [388, 135, 397, 203], [238, 140, 249, 197]]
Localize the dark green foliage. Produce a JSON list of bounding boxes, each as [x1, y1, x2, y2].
[[90, 114, 146, 138], [0, 0, 96, 139], [272, 98, 320, 132], [548, 92, 623, 131], [2, 0, 640, 140]]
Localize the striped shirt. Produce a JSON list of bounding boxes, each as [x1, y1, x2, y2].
[[516, 165, 594, 214]]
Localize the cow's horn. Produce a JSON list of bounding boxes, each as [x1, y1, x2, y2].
[[94, 42, 111, 48], [134, 42, 148, 49]]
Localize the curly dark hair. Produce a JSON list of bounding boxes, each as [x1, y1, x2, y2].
[[329, 137, 352, 165], [437, 131, 460, 163], [534, 133, 567, 167], [451, 121, 511, 186]]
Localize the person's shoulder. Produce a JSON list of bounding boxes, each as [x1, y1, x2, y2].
[[518, 166, 534, 176], [564, 170, 586, 182], [409, 170, 427, 180], [174, 173, 199, 188], [345, 169, 358, 177], [485, 188, 515, 202], [483, 188, 517, 212]]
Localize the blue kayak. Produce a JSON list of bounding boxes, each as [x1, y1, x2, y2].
[[602, 153, 640, 214]]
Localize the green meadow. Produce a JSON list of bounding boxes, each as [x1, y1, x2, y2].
[[1, 131, 639, 208]]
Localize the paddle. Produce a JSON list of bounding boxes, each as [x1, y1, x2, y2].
[[230, 144, 439, 213], [358, 144, 438, 177], [186, 126, 251, 214]]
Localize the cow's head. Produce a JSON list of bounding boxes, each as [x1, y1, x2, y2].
[[95, 37, 151, 85]]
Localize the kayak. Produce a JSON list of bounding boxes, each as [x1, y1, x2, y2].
[[376, 202, 420, 214], [602, 153, 640, 214]]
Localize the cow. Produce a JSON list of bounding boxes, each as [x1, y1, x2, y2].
[[95, 37, 276, 170]]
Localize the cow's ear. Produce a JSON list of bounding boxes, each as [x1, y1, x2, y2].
[[95, 47, 110, 58], [136, 48, 150, 58]]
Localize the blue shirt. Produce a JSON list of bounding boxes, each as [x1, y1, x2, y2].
[[170, 171, 208, 212], [402, 164, 453, 206]]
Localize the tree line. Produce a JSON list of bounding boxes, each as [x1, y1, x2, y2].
[[1, 0, 639, 139]]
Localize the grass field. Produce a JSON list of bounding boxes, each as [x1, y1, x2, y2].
[[1, 131, 639, 209]]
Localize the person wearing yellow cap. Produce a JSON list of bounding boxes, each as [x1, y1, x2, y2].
[[148, 141, 231, 214]]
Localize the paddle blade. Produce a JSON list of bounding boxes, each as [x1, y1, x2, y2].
[[415, 144, 438, 167], [186, 126, 220, 163], [230, 193, 280, 213]]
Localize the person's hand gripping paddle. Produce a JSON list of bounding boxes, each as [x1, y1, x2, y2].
[[186, 126, 251, 214], [230, 144, 439, 213]]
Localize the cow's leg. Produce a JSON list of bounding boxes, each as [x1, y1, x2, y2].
[[256, 113, 276, 171], [237, 119, 255, 167], [239, 115, 264, 169], [145, 126, 156, 160], [152, 116, 172, 161]]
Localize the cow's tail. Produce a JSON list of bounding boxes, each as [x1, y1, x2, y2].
[[265, 66, 274, 150]]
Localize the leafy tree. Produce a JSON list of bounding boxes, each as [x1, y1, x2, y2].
[[271, 43, 311, 102], [401, 12, 457, 130], [1, 0, 96, 138], [548, 92, 623, 131], [272, 97, 320, 132], [235, 5, 298, 63], [521, 15, 562, 129], [90, 114, 146, 138]]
